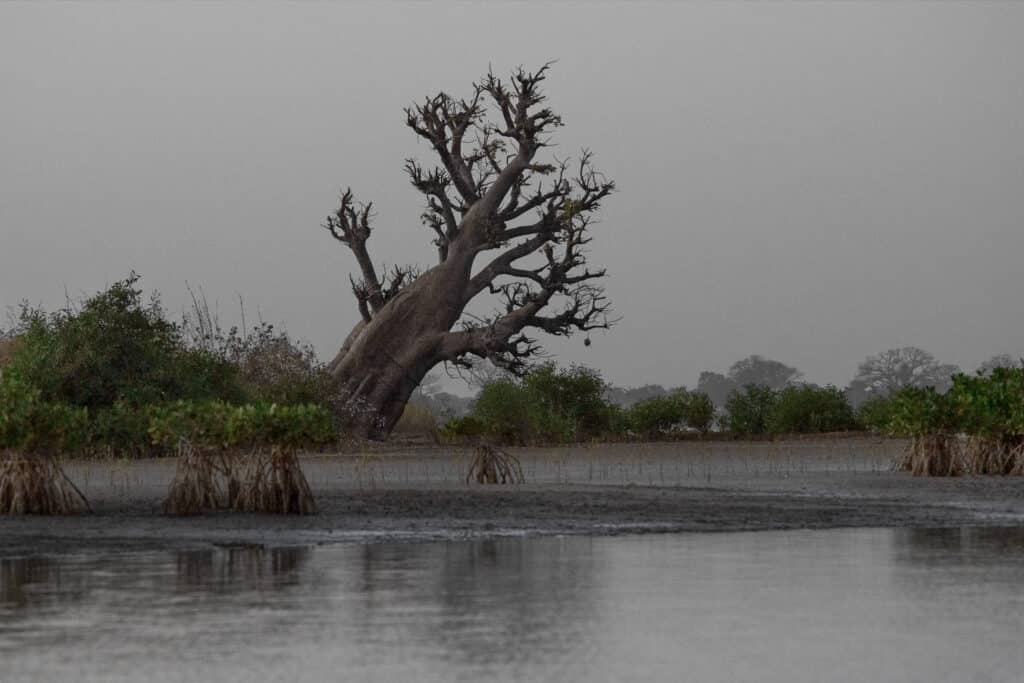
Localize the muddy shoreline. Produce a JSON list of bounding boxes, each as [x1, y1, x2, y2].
[[2, 437, 1023, 557]]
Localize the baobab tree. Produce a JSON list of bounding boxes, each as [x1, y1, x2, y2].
[[322, 65, 615, 438], [846, 346, 959, 404]]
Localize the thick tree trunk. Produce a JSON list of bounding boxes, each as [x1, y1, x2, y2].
[[327, 251, 474, 439]]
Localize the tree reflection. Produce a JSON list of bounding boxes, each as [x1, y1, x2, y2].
[[175, 545, 310, 592], [353, 537, 601, 669], [893, 527, 1024, 566]]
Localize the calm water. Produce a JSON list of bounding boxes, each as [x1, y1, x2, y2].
[[2, 528, 1023, 682]]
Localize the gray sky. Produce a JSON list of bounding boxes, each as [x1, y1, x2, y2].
[[2, 1, 1022, 392]]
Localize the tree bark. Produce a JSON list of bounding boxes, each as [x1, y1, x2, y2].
[[327, 250, 475, 439]]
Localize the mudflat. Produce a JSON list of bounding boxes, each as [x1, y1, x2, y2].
[[2, 436, 1023, 557]]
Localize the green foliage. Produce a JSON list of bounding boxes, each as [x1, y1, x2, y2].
[[87, 403, 157, 458], [766, 384, 857, 435], [522, 363, 612, 440], [467, 378, 566, 444], [439, 415, 488, 440], [855, 394, 899, 432], [0, 371, 88, 454], [148, 401, 335, 451], [948, 368, 1024, 437], [6, 274, 242, 408], [885, 386, 959, 437], [449, 363, 615, 444], [682, 392, 715, 433], [722, 385, 779, 436], [624, 390, 714, 437], [626, 393, 686, 438]]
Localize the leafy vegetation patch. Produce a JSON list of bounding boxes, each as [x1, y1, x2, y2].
[[881, 368, 1024, 476]]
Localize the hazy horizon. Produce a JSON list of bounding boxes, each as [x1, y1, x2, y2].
[[2, 1, 1022, 393]]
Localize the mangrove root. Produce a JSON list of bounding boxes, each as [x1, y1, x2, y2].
[[231, 447, 317, 515], [466, 444, 525, 485], [0, 450, 90, 515], [963, 436, 1024, 475], [163, 440, 224, 515], [897, 435, 964, 477]]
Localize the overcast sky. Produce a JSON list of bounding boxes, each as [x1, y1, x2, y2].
[[2, 1, 1022, 392]]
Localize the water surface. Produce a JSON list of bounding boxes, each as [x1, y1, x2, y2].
[[2, 528, 1023, 682]]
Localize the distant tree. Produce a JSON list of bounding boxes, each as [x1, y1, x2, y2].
[[461, 358, 515, 391], [697, 356, 801, 408], [849, 347, 959, 400], [977, 354, 1023, 376], [604, 383, 668, 408], [727, 355, 802, 390], [696, 371, 736, 408]]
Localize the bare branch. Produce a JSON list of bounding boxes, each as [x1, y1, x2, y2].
[[323, 188, 385, 312]]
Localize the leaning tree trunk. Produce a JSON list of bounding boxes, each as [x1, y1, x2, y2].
[[328, 252, 474, 439], [321, 66, 616, 440]]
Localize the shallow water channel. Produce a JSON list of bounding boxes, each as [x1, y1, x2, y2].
[[2, 527, 1023, 682]]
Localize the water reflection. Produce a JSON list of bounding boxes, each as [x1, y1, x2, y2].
[[1, 529, 1023, 682], [894, 526, 1024, 564], [175, 545, 310, 592], [1, 558, 60, 608]]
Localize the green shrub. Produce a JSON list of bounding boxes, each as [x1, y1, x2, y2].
[[885, 386, 959, 437], [469, 378, 559, 444], [522, 363, 612, 440], [147, 401, 335, 451], [722, 385, 779, 436], [946, 368, 1024, 438], [440, 415, 488, 440], [626, 393, 686, 438], [0, 371, 88, 455], [766, 384, 857, 435], [87, 403, 158, 458], [681, 391, 715, 433], [455, 363, 615, 444], [6, 274, 242, 408], [855, 394, 898, 432]]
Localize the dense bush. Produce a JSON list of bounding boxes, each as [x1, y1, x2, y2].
[[948, 368, 1024, 438], [884, 386, 959, 437], [522, 364, 612, 440], [445, 363, 615, 444], [0, 371, 89, 455], [625, 389, 714, 437], [722, 385, 779, 436], [880, 369, 1024, 476], [464, 377, 569, 444], [766, 384, 857, 435], [6, 275, 242, 408], [855, 394, 898, 432], [682, 392, 715, 433], [626, 393, 686, 438]]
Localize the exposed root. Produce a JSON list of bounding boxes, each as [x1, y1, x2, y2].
[[1008, 442, 1024, 476], [964, 436, 1024, 475], [0, 450, 90, 515], [231, 447, 317, 515], [897, 434, 964, 477], [164, 441, 317, 515], [466, 444, 525, 485], [163, 440, 223, 515]]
